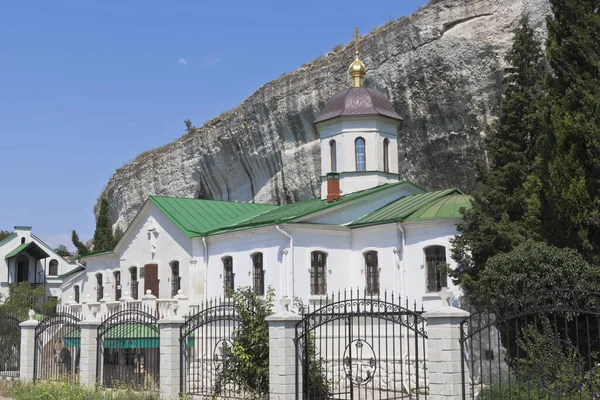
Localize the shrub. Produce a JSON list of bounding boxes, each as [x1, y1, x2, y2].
[[1, 380, 160, 400]]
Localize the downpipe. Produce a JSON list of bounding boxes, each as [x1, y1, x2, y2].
[[202, 237, 208, 302], [396, 222, 406, 298], [275, 225, 294, 302]]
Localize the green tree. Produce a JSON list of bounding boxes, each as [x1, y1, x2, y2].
[[451, 16, 547, 294], [0, 282, 57, 318], [113, 226, 124, 248], [54, 244, 71, 258], [93, 197, 114, 252], [184, 119, 195, 132], [71, 230, 89, 256], [529, 0, 600, 263], [0, 230, 12, 242]]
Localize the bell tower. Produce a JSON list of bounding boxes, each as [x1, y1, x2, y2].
[[314, 28, 403, 200]]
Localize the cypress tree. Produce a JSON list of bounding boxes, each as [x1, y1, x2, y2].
[[71, 230, 89, 256], [451, 16, 547, 293], [536, 0, 600, 262], [92, 197, 115, 252]]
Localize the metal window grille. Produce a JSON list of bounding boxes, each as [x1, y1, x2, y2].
[[171, 261, 181, 298], [365, 251, 379, 296], [253, 253, 264, 296], [74, 285, 80, 304], [114, 271, 121, 300], [96, 274, 103, 301], [310, 251, 327, 295], [131, 268, 138, 300], [223, 257, 234, 298], [355, 137, 366, 171], [425, 245, 447, 292]]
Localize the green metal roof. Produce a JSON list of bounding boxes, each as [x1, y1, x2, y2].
[[5, 242, 29, 259], [79, 250, 113, 259], [349, 189, 471, 227], [222, 181, 419, 232], [5, 241, 50, 260], [149, 196, 277, 238], [57, 266, 85, 279], [405, 192, 472, 221]]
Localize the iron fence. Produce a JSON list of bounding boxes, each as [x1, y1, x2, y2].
[[180, 297, 251, 398], [96, 303, 160, 391], [0, 310, 22, 378], [460, 289, 600, 399], [296, 290, 428, 400], [33, 306, 81, 382]]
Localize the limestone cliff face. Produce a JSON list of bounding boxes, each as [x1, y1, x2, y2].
[[101, 0, 551, 230]]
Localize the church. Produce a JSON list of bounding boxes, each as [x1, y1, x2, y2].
[[60, 38, 471, 312]]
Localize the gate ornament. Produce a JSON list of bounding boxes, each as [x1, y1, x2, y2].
[[343, 339, 376, 385], [213, 338, 234, 371]]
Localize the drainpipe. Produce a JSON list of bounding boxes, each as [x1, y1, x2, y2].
[[202, 237, 208, 302], [396, 222, 407, 298], [275, 225, 294, 302]]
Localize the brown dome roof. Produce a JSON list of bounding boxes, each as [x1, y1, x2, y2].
[[314, 87, 403, 124]]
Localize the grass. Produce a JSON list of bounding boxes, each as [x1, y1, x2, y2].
[[0, 380, 161, 400]]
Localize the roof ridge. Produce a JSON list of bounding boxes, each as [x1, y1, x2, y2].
[[149, 195, 275, 207]]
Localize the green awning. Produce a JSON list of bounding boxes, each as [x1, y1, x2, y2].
[[63, 325, 194, 348], [5, 241, 50, 260]]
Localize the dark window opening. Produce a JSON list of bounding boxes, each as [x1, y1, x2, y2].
[[96, 273, 104, 301], [223, 257, 234, 298], [383, 138, 390, 172], [425, 246, 448, 293], [114, 271, 121, 300], [48, 259, 58, 276], [171, 261, 181, 298], [252, 253, 264, 296], [365, 251, 380, 296], [130, 268, 138, 300], [74, 285, 80, 304], [310, 251, 327, 295]]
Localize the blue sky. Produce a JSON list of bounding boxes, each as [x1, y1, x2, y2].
[[0, 0, 425, 250]]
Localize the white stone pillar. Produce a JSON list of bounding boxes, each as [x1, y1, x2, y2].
[[266, 311, 302, 400], [142, 290, 158, 314], [159, 318, 184, 399], [19, 311, 39, 381], [423, 305, 470, 400], [79, 320, 101, 387]]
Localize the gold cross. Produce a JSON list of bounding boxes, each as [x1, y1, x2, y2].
[[352, 27, 362, 55]]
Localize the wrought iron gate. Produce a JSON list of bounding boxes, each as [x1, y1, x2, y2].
[[34, 307, 81, 382], [0, 310, 22, 378], [96, 305, 160, 390], [180, 298, 249, 398], [460, 290, 600, 399], [296, 291, 428, 400]]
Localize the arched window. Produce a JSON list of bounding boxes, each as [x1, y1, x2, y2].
[[74, 285, 80, 304], [16, 255, 29, 282], [130, 267, 138, 300], [114, 271, 121, 300], [355, 137, 366, 171], [364, 251, 379, 296], [330, 140, 337, 172], [310, 251, 327, 295], [21, 237, 25, 244], [48, 259, 58, 276], [223, 256, 234, 298], [383, 138, 390, 172], [171, 261, 181, 298], [252, 253, 264, 296], [96, 273, 104, 301], [425, 246, 448, 293]]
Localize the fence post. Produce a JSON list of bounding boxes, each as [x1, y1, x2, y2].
[[79, 319, 101, 387], [423, 303, 470, 400], [19, 310, 39, 381], [266, 310, 302, 400], [158, 316, 184, 399]]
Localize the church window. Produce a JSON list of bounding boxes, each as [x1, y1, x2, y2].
[[383, 138, 390, 172], [96, 273, 104, 301], [330, 140, 337, 172], [74, 285, 80, 304], [48, 259, 58, 276], [252, 253, 264, 296], [223, 256, 234, 298], [171, 261, 181, 298], [310, 251, 327, 295], [355, 137, 366, 171], [114, 271, 121, 300], [364, 251, 379, 296], [130, 267, 138, 300], [425, 246, 448, 293]]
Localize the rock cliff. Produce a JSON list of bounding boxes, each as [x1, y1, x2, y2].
[[100, 0, 551, 230]]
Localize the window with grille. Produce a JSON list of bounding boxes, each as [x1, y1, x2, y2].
[[130, 267, 138, 300], [383, 139, 390, 172], [310, 251, 327, 295], [223, 256, 234, 298], [96, 273, 103, 301], [171, 261, 181, 298], [425, 246, 448, 293], [252, 253, 265, 296], [355, 137, 366, 171], [114, 271, 121, 300], [364, 251, 379, 296], [74, 285, 80, 304]]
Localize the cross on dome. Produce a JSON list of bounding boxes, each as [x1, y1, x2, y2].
[[349, 27, 366, 87]]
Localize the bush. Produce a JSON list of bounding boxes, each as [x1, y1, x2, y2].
[[0, 380, 160, 400]]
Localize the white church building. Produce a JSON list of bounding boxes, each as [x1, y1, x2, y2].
[[60, 47, 471, 312]]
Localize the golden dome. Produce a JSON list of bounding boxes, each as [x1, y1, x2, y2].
[[349, 27, 366, 87]]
